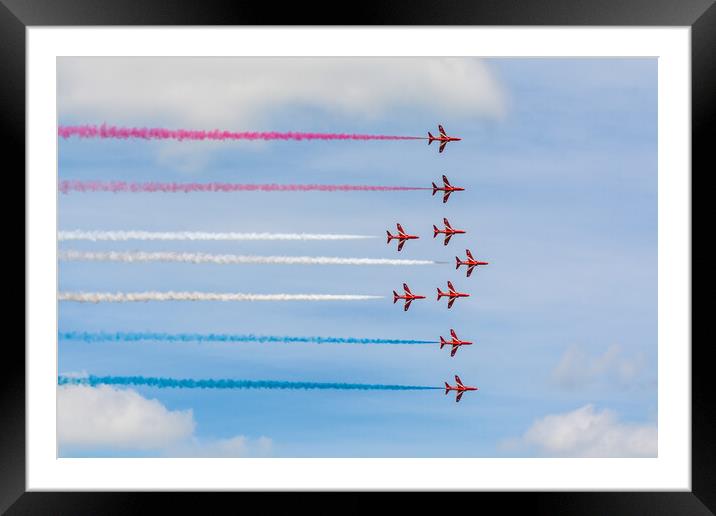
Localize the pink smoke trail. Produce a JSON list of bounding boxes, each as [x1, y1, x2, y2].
[[59, 181, 429, 194], [58, 124, 426, 142]]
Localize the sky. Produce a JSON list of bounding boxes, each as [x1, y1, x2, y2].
[[57, 57, 657, 458]]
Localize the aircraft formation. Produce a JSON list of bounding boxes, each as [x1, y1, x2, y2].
[[391, 126, 485, 402], [60, 124, 482, 404]]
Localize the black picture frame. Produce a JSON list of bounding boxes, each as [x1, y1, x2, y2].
[[4, 0, 709, 513]]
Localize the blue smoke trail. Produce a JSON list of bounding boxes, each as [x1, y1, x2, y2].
[[58, 375, 441, 391], [58, 331, 437, 345]]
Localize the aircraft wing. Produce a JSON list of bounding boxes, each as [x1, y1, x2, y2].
[[447, 281, 455, 292], [442, 174, 451, 186], [403, 283, 412, 295], [466, 265, 475, 277], [397, 240, 405, 252], [443, 218, 452, 229], [448, 297, 456, 309], [455, 391, 464, 403], [404, 299, 412, 311], [450, 329, 458, 339], [439, 141, 447, 153], [438, 124, 447, 137], [444, 233, 453, 246], [397, 223, 405, 235], [451, 345, 458, 357], [465, 249, 474, 260], [455, 375, 464, 386], [443, 191, 451, 203]]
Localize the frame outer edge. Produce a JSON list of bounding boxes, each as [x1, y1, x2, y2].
[[692, 2, 716, 513], [0, 0, 715, 25], [2, 0, 711, 511], [0, 0, 27, 513]]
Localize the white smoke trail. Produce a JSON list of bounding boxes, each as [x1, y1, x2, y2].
[[58, 291, 383, 303], [59, 250, 438, 266], [58, 230, 375, 242]]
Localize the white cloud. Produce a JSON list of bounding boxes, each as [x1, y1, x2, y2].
[[58, 384, 195, 450], [58, 385, 272, 456], [551, 344, 646, 389], [57, 57, 506, 127], [172, 435, 273, 458], [504, 404, 657, 457]]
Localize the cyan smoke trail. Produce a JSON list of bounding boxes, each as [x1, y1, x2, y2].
[[59, 250, 439, 266], [58, 124, 425, 142], [58, 375, 441, 391], [58, 230, 375, 242], [59, 181, 428, 194], [58, 291, 383, 303], [59, 331, 437, 345]]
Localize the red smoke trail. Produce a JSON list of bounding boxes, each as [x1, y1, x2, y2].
[[58, 124, 426, 142], [59, 180, 429, 194]]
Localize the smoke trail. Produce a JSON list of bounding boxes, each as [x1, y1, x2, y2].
[[58, 291, 383, 303], [59, 331, 437, 345], [59, 181, 428, 194], [58, 374, 440, 391], [58, 124, 425, 142], [58, 230, 375, 242], [59, 250, 439, 266]]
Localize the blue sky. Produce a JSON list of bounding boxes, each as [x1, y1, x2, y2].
[[57, 58, 657, 458]]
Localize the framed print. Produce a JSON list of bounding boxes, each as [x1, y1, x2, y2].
[[5, 0, 710, 513]]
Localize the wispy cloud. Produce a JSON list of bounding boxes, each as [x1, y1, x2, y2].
[[501, 404, 657, 457], [551, 344, 646, 389]]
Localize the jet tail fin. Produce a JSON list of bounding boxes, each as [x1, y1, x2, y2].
[[432, 182, 438, 196], [433, 225, 439, 238], [392, 291, 399, 304], [455, 257, 461, 269], [428, 132, 434, 143], [445, 382, 450, 395], [386, 231, 393, 243], [437, 288, 444, 300], [440, 336, 447, 349]]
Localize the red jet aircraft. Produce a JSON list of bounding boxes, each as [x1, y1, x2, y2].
[[433, 218, 466, 246], [427, 124, 462, 153], [386, 223, 419, 252], [444, 375, 479, 402], [393, 283, 426, 311], [440, 329, 473, 357], [437, 281, 470, 309], [456, 249, 489, 277], [432, 175, 465, 204]]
